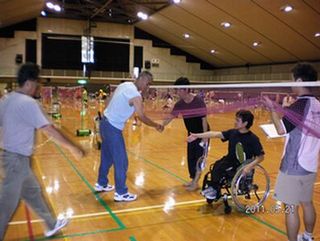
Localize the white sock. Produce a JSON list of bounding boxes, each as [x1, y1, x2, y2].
[[304, 231, 313, 238]]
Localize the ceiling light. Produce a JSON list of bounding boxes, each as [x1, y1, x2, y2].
[[315, 32, 320, 38], [173, 0, 182, 3], [41, 11, 47, 16], [210, 49, 216, 54], [183, 33, 190, 39], [53, 4, 61, 12], [137, 11, 148, 20], [281, 5, 294, 12], [46, 2, 54, 9], [252, 41, 261, 47], [221, 22, 231, 28]]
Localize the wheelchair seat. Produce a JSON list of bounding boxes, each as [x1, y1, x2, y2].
[[202, 159, 270, 214]]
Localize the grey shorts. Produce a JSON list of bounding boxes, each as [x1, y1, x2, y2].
[[274, 171, 317, 205]]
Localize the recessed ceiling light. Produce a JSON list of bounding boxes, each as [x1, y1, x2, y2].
[[137, 11, 148, 20], [221, 22, 231, 28], [53, 4, 61, 12], [41, 11, 47, 16], [173, 0, 181, 3], [210, 49, 216, 54], [252, 41, 261, 47], [281, 5, 294, 12], [46, 2, 54, 9], [183, 33, 190, 39], [315, 32, 320, 38]]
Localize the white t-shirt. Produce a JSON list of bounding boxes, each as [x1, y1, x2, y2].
[[104, 82, 141, 130]]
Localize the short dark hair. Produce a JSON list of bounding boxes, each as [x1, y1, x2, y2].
[[236, 109, 254, 129], [138, 71, 153, 81], [174, 77, 190, 85], [291, 63, 318, 82], [17, 63, 40, 87]]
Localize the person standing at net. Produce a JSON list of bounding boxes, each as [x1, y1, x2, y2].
[[95, 71, 164, 202], [0, 63, 85, 239], [264, 63, 320, 241], [163, 77, 209, 191]]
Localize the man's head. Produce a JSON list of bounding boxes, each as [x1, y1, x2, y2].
[[174, 77, 190, 86], [291, 63, 318, 82], [17, 63, 40, 86], [235, 109, 254, 130], [174, 77, 190, 98], [17, 63, 41, 96], [135, 71, 153, 92]]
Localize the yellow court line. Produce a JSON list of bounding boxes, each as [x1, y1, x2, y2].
[[9, 182, 320, 226]]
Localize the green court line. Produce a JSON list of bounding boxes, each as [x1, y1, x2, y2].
[[129, 235, 138, 241], [23, 143, 129, 241], [54, 143, 125, 229], [128, 150, 188, 184], [128, 150, 287, 237], [244, 213, 286, 235]]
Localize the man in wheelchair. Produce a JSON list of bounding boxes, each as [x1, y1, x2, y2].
[[187, 110, 265, 201]]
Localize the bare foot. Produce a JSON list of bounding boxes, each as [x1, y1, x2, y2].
[[183, 181, 193, 187], [186, 184, 199, 191]]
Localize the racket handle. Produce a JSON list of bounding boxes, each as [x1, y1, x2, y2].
[[199, 141, 205, 147]]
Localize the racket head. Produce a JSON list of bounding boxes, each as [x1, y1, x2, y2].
[[235, 142, 246, 163]]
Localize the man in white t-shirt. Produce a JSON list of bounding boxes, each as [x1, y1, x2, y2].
[[0, 63, 84, 240], [95, 71, 163, 202]]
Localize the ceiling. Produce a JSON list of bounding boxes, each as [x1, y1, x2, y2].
[[43, 0, 171, 24], [1, 0, 320, 68]]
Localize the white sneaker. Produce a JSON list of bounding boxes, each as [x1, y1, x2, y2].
[[201, 187, 217, 199], [298, 234, 314, 241], [44, 217, 69, 237], [94, 183, 114, 192], [114, 192, 137, 202]]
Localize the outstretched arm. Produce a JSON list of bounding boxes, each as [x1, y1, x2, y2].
[[187, 131, 224, 142], [131, 96, 163, 132], [41, 124, 85, 159]]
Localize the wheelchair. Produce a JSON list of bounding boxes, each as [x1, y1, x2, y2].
[[202, 158, 270, 214]]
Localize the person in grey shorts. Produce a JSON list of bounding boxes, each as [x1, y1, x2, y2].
[[264, 63, 320, 241], [0, 63, 84, 240]]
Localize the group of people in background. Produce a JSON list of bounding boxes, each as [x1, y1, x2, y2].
[[0, 62, 319, 241]]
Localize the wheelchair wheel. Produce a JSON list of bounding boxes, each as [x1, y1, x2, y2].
[[230, 164, 270, 212]]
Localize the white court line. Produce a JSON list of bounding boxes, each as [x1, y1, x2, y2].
[[9, 182, 320, 226]]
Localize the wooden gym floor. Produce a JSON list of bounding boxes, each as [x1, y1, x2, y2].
[[3, 103, 320, 241]]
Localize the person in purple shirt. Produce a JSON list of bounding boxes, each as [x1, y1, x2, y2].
[[163, 77, 209, 191]]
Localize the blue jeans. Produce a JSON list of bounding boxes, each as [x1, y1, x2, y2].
[[97, 118, 128, 195]]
